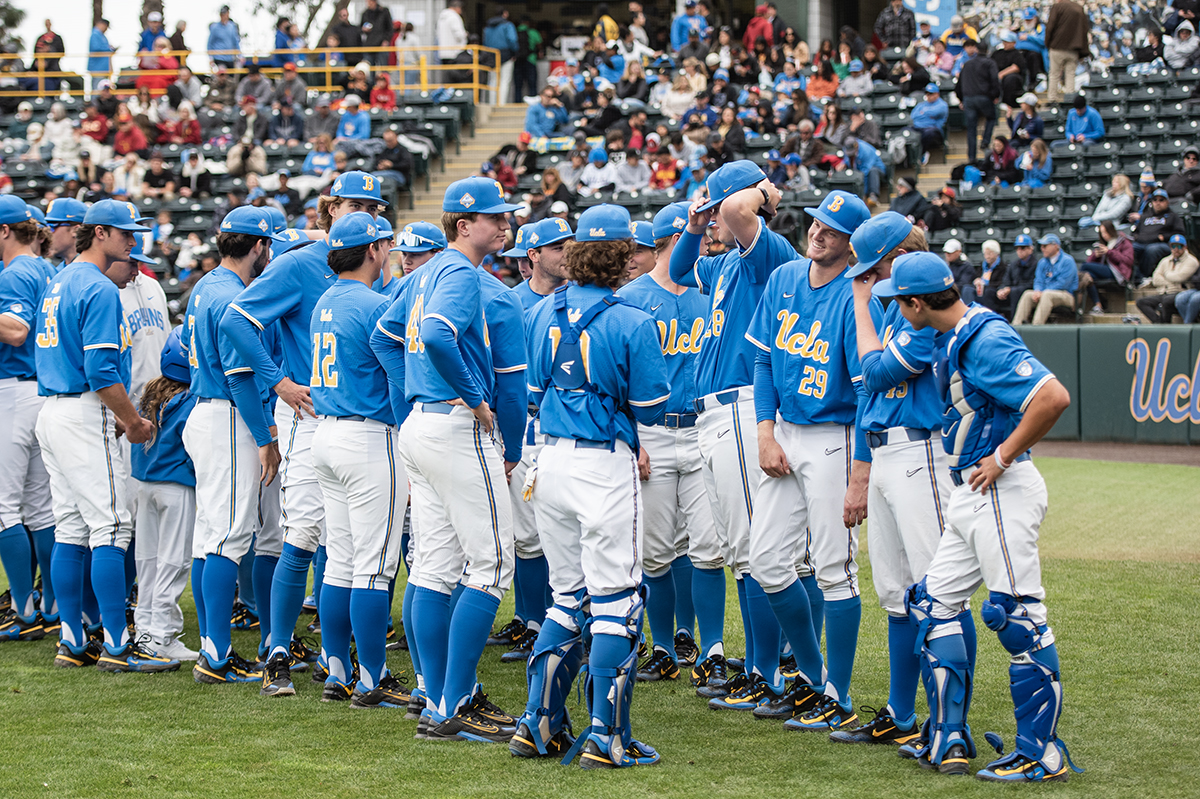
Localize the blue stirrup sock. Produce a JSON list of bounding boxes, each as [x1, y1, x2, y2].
[[799, 573, 824, 642], [267, 543, 315, 659], [670, 555, 695, 637], [412, 586, 451, 711], [643, 570, 678, 659], [30, 526, 56, 617], [253, 554, 278, 653], [514, 554, 549, 629], [81, 548, 99, 629], [692, 566, 726, 658], [238, 547, 256, 613], [200, 554, 240, 662], [886, 614, 920, 724], [448, 582, 466, 615], [311, 545, 327, 608], [763, 580, 824, 688], [191, 558, 207, 639], [402, 581, 422, 677], [92, 545, 132, 651], [50, 542, 87, 648], [318, 584, 353, 683], [442, 588, 501, 716], [0, 524, 35, 619], [351, 587, 391, 690], [744, 575, 783, 690], [736, 576, 753, 674], [824, 596, 862, 704], [960, 609, 977, 671]]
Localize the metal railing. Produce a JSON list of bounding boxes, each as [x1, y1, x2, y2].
[[0, 45, 501, 105]]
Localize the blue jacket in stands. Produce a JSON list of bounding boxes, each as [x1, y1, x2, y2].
[[1065, 106, 1105, 141], [1034, 251, 1079, 292], [911, 97, 948, 130], [525, 102, 568, 137]]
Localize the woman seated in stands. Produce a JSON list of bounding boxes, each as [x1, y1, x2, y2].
[[806, 60, 839, 100], [922, 185, 961, 231], [1079, 220, 1135, 314], [862, 45, 889, 82], [617, 59, 649, 102], [301, 134, 337, 175], [1019, 138, 1052, 187], [1006, 92, 1044, 148], [982, 135, 1021, 185], [895, 57, 931, 97], [1080, 174, 1135, 229], [716, 105, 747, 154], [815, 102, 849, 147], [661, 73, 696, 121]]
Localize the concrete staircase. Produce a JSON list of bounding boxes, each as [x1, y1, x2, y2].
[[405, 104, 529, 224]]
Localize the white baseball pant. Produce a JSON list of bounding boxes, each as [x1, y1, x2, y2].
[[256, 474, 284, 558], [400, 404, 513, 598], [867, 433, 951, 616], [275, 403, 327, 552], [749, 421, 857, 600], [313, 417, 407, 591], [638, 422, 719, 577], [183, 398, 262, 563], [696, 391, 758, 576], [36, 393, 132, 549], [132, 480, 196, 640], [0, 378, 54, 532], [507, 416, 544, 560]]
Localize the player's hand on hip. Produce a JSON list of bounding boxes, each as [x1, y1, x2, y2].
[[968, 454, 1004, 493], [637, 446, 651, 481], [843, 460, 870, 528], [471, 400, 494, 433], [123, 416, 156, 445], [757, 422, 791, 478], [260, 441, 281, 486], [276, 377, 315, 418]]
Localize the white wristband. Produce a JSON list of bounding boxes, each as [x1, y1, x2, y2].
[[994, 450, 1012, 470]]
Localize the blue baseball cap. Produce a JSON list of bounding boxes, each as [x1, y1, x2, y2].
[[129, 232, 156, 264], [652, 202, 691, 239], [699, 161, 767, 212], [44, 197, 87, 225], [331, 170, 389, 206], [1170, 233, 1187, 246], [924, 82, 940, 93], [766, 149, 781, 161], [392, 221, 447, 253], [849, 59, 863, 72], [500, 225, 532, 258], [160, 327, 190, 385], [1023, 7, 1039, 19], [806, 190, 871, 236], [1000, 30, 1018, 43], [1152, 188, 1170, 200], [1014, 233, 1034, 247], [220, 206, 273, 236], [304, 197, 320, 210], [846, 212, 914, 277], [872, 251, 956, 298], [575, 204, 633, 242], [631, 220, 655, 248], [713, 68, 729, 81], [588, 149, 608, 164], [83, 199, 152, 231], [782, 153, 802, 166], [271, 227, 314, 254], [1038, 233, 1062, 246], [442, 176, 522, 214], [526, 216, 575, 250], [265, 206, 287, 234], [25, 205, 46, 227], [328, 212, 396, 250]]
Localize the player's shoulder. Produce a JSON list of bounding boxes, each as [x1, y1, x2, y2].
[[615, 272, 657, 303]]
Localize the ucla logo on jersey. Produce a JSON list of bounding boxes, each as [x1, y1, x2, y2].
[[657, 317, 705, 356], [459, 192, 475, 209], [589, 228, 606, 237], [1015, 360, 1033, 377], [321, 309, 333, 321], [567, 308, 583, 323], [774, 313, 831, 362]]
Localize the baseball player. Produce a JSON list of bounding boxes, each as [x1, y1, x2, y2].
[[35, 199, 178, 673], [666, 161, 792, 695], [308, 212, 410, 707], [184, 205, 280, 684], [737, 190, 872, 728], [132, 328, 199, 661], [626, 221, 656, 283], [874, 253, 1081, 782], [0, 197, 58, 642], [617, 202, 713, 681], [369, 176, 523, 742], [120, 233, 171, 405], [44, 198, 87, 268], [511, 203, 670, 768], [487, 217, 573, 663], [392, 221, 446, 274], [221, 172, 386, 695], [834, 212, 977, 745]]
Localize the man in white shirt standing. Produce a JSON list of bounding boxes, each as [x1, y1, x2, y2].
[[438, 0, 468, 65]]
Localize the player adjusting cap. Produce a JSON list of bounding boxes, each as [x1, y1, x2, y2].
[[652, 201, 691, 239], [327, 211, 396, 250], [220, 206, 273, 236], [575, 204, 633, 242], [631, 220, 655, 248], [160, 327, 191, 385], [129, 232, 156, 264], [500, 225, 531, 258], [1014, 233, 1034, 247], [699, 160, 767, 212], [44, 197, 87, 225], [330, 170, 389, 206], [392, 221, 447, 253], [265, 205, 287, 234], [83, 199, 152, 232], [1037, 233, 1061, 246], [872, 251, 955, 298], [806, 189, 871, 236], [846, 212, 914, 277], [526, 216, 575, 250], [442, 176, 522, 214], [1170, 233, 1187, 246]]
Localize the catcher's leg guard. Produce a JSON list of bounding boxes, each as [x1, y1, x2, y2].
[[907, 581, 975, 768], [510, 591, 588, 758], [977, 593, 1083, 782]]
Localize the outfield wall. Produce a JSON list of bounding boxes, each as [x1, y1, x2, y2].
[[1018, 325, 1200, 444]]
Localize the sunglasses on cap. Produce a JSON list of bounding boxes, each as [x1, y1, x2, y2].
[[397, 230, 441, 248]]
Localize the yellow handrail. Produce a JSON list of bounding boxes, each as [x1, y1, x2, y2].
[[0, 45, 501, 105]]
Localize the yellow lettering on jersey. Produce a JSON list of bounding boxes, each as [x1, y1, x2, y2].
[[36, 296, 61, 348], [774, 312, 830, 363], [658, 317, 705, 355], [406, 295, 426, 353], [119, 323, 132, 353], [710, 309, 725, 338], [187, 315, 199, 369], [797, 365, 828, 398], [580, 330, 592, 381], [547, 326, 561, 358], [483, 310, 491, 348], [310, 333, 339, 387], [321, 309, 333, 322], [310, 333, 322, 387], [885, 381, 908, 399]]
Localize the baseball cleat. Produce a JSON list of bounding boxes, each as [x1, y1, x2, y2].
[[976, 752, 1071, 783], [427, 706, 514, 743], [306, 612, 321, 634], [98, 641, 181, 673], [898, 720, 930, 760], [636, 648, 680, 682], [780, 654, 799, 680], [691, 653, 728, 689], [708, 672, 780, 711], [260, 653, 296, 696], [231, 603, 259, 630], [39, 614, 61, 636], [321, 678, 353, 702], [0, 611, 45, 641], [578, 737, 661, 769], [936, 743, 972, 776], [674, 630, 699, 667], [414, 710, 433, 739], [753, 681, 820, 720], [386, 621, 408, 651], [726, 656, 745, 673], [405, 687, 426, 720], [830, 707, 921, 745], [193, 651, 261, 682], [151, 635, 200, 661], [351, 674, 412, 709], [486, 617, 526, 647], [698, 666, 747, 699], [302, 594, 317, 614], [53, 639, 101, 668], [469, 689, 516, 730], [784, 694, 859, 732], [509, 723, 576, 759], [289, 635, 319, 669], [500, 631, 535, 663]]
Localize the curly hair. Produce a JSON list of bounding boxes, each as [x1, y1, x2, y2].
[[564, 238, 635, 290], [139, 374, 189, 449]]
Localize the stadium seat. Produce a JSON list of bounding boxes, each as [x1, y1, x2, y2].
[[992, 203, 1026, 224], [1031, 184, 1065, 200], [959, 204, 990, 227], [1027, 202, 1062, 223]]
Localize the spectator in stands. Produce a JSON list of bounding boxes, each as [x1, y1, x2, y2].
[[983, 135, 1021, 185], [832, 41, 854, 78], [159, 102, 201, 145], [496, 132, 538, 179], [923, 186, 961, 231], [43, 103, 74, 153], [841, 136, 885, 208], [436, 0, 468, 68], [1135, 28, 1164, 64], [891, 176, 929, 222], [335, 95, 372, 141], [702, 131, 733, 170], [910, 82, 948, 165], [1165, 20, 1199, 69], [671, 1, 705, 53], [267, 102, 304, 147], [1015, 7, 1047, 79], [715, 106, 746, 153], [993, 32, 1027, 107], [941, 16, 979, 57], [615, 149, 651, 193], [227, 95, 268, 176], [863, 46, 889, 83], [112, 152, 146, 198], [744, 5, 774, 51], [136, 36, 179, 93], [648, 150, 678, 190], [941, 239, 978, 301], [203, 67, 235, 111], [789, 119, 825, 166], [578, 149, 617, 196], [617, 60, 650, 102], [539, 168, 572, 209], [526, 86, 569, 138], [1170, 283, 1200, 323], [301, 134, 336, 176], [304, 96, 338, 143], [806, 60, 839, 100], [331, 6, 363, 64], [1079, 220, 1134, 313], [80, 104, 110, 152], [763, 150, 785, 185], [235, 64, 274, 108], [1133, 189, 1187, 280], [274, 63, 308, 108], [1164, 146, 1200, 201], [177, 149, 212, 198], [681, 57, 709, 94], [114, 112, 149, 158], [369, 73, 397, 110], [1006, 92, 1043, 148], [34, 19, 65, 89], [926, 38, 955, 78], [77, 150, 105, 188], [682, 90, 719, 129], [1080, 174, 1135, 229], [4, 102, 33, 144], [778, 154, 807, 190], [1128, 170, 1157, 224], [909, 19, 934, 63], [360, 0, 394, 67], [842, 108, 878, 150], [1053, 95, 1104, 149], [1136, 235, 1200, 322], [89, 19, 116, 89], [173, 67, 202, 107], [1045, 0, 1088, 104], [372, 127, 413, 190], [483, 8, 518, 104], [678, 160, 708, 200], [773, 59, 804, 96], [140, 12, 166, 54], [838, 60, 873, 97], [1019, 138, 1053, 187], [994, 233, 1037, 318], [142, 152, 176, 201], [207, 5, 241, 70], [957, 38, 1000, 164], [559, 150, 588, 191], [270, 170, 303, 216], [975, 240, 1008, 312], [1011, 233, 1079, 323], [896, 57, 931, 98], [875, 0, 916, 50], [344, 63, 372, 99], [840, 25, 866, 59], [816, 103, 848, 147], [170, 21, 190, 66]]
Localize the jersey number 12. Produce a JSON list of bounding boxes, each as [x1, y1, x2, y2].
[[310, 333, 339, 388]]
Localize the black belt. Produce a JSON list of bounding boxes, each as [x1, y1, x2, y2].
[[693, 389, 742, 414], [17, 376, 36, 382], [416, 402, 454, 414], [659, 412, 698, 429], [866, 428, 932, 449], [544, 434, 613, 450], [528, 402, 539, 418], [53, 392, 83, 398], [950, 453, 1031, 486]]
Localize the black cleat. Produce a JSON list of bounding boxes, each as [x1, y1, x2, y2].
[[231, 603, 259, 630], [486, 617, 526, 647], [726, 656, 745, 673], [830, 707, 922, 745], [351, 674, 412, 708], [636, 648, 681, 682], [691, 653, 728, 689], [321, 679, 353, 702], [698, 660, 746, 698], [674, 630, 699, 667], [53, 639, 101, 668], [509, 723, 575, 759], [469, 689, 516, 730], [939, 743, 971, 776], [708, 671, 781, 711], [753, 681, 820, 720], [427, 707, 514, 742], [0, 610, 45, 641], [306, 612, 321, 634], [578, 737, 661, 769], [406, 687, 426, 720], [500, 630, 535, 663], [780, 654, 799, 679], [289, 635, 319, 670], [193, 651, 260, 682], [260, 653, 296, 696]]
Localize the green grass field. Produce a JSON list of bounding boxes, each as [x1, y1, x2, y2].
[[0, 456, 1196, 798]]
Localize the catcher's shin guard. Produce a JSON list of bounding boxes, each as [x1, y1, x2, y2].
[[510, 623, 585, 755], [907, 581, 975, 767]]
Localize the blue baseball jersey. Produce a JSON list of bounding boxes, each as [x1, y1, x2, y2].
[[225, 239, 334, 386], [673, 219, 796, 396], [513, 280, 553, 314], [746, 259, 864, 426], [859, 298, 945, 433], [372, 269, 405, 299], [131, 390, 198, 486], [310, 279, 395, 425], [35, 261, 131, 396], [934, 304, 1055, 473], [478, 269, 528, 377], [617, 273, 708, 415], [0, 254, 56, 379], [185, 267, 266, 403], [526, 283, 670, 448]]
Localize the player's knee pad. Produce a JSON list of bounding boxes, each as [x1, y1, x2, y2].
[[544, 588, 589, 635], [517, 620, 585, 755], [920, 617, 976, 764], [589, 587, 644, 640], [981, 592, 1055, 658]]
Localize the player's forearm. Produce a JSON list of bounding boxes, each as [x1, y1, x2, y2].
[[629, 398, 667, 426], [494, 370, 528, 463], [228, 371, 275, 446], [387, 378, 412, 428], [859, 349, 914, 394], [721, 190, 762, 247], [95, 383, 142, 428], [853, 392, 872, 464], [669, 229, 703, 285], [753, 349, 779, 423], [0, 316, 29, 346], [996, 378, 1070, 463], [370, 324, 407, 386], [422, 318, 484, 408], [220, 307, 285, 387]]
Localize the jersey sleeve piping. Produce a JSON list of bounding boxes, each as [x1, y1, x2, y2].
[[228, 303, 264, 330], [886, 340, 922, 374], [745, 333, 770, 351], [83, 342, 119, 350], [424, 312, 458, 338], [1, 311, 30, 328], [374, 319, 405, 342], [1019, 373, 1054, 413], [629, 393, 671, 407]]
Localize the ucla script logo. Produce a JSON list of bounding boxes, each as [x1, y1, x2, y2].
[[1126, 337, 1200, 423]]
